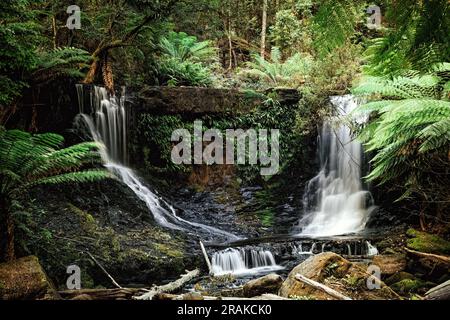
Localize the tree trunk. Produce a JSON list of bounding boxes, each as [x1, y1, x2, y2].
[[261, 0, 268, 58], [0, 196, 14, 262]]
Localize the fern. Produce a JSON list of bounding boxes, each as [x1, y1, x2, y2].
[[312, 0, 365, 57], [352, 66, 450, 204], [31, 47, 91, 84], [363, 0, 450, 76], [159, 32, 217, 63], [0, 128, 110, 198], [240, 47, 312, 88]]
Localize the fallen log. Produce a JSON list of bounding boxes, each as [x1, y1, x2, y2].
[[59, 288, 144, 300], [404, 248, 450, 265], [294, 274, 352, 300], [424, 280, 450, 300], [134, 269, 200, 300]]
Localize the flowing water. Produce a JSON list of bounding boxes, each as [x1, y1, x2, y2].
[[211, 248, 284, 276], [298, 95, 376, 237], [74, 88, 379, 279], [74, 85, 240, 241]]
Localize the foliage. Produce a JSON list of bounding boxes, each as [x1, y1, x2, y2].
[[0, 128, 109, 198], [31, 47, 91, 84], [0, 0, 41, 106], [352, 64, 450, 207], [159, 32, 217, 63], [269, 10, 303, 56], [157, 59, 213, 87], [364, 0, 450, 76], [156, 32, 217, 86], [239, 47, 312, 88], [311, 0, 366, 58]]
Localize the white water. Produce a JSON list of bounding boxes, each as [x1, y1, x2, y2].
[[211, 248, 284, 276], [366, 241, 379, 256], [292, 242, 316, 255], [298, 95, 376, 237], [74, 85, 240, 240]]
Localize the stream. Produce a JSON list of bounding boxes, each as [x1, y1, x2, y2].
[[74, 85, 380, 280]]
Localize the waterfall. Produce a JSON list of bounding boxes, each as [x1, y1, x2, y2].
[[347, 244, 352, 256], [74, 85, 240, 240], [365, 241, 379, 256], [298, 95, 375, 237], [292, 242, 315, 255], [211, 248, 283, 276]]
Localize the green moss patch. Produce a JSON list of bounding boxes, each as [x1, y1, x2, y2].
[[406, 229, 450, 255]]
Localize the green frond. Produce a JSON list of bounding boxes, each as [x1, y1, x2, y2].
[[28, 169, 112, 187], [353, 65, 449, 203], [0, 128, 108, 196]]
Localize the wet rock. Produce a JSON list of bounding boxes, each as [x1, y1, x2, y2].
[[279, 252, 399, 300], [0, 256, 59, 300], [372, 254, 407, 276], [243, 273, 283, 297], [24, 181, 200, 288]]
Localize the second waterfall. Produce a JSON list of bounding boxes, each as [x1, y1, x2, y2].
[[297, 95, 376, 237], [74, 85, 239, 241]]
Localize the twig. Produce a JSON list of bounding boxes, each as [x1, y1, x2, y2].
[[200, 241, 212, 275], [85, 251, 122, 289]]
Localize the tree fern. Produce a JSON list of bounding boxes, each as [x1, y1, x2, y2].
[[352, 66, 450, 207], [364, 0, 450, 76], [240, 47, 312, 88], [31, 47, 91, 84], [312, 0, 365, 57], [0, 128, 110, 197], [0, 127, 110, 261], [159, 31, 217, 63]]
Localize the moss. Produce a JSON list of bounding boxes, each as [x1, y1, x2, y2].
[[67, 203, 98, 233], [385, 272, 415, 286], [406, 229, 450, 254], [154, 243, 184, 258], [390, 279, 434, 295], [256, 208, 274, 227], [344, 274, 365, 289]]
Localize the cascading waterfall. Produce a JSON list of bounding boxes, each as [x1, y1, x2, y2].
[[211, 248, 283, 276], [74, 85, 240, 240], [366, 241, 379, 256], [298, 95, 376, 237]]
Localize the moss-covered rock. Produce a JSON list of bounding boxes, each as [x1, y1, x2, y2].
[[279, 252, 400, 300], [406, 229, 450, 255], [385, 272, 415, 286], [390, 278, 435, 295], [18, 179, 200, 289]]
